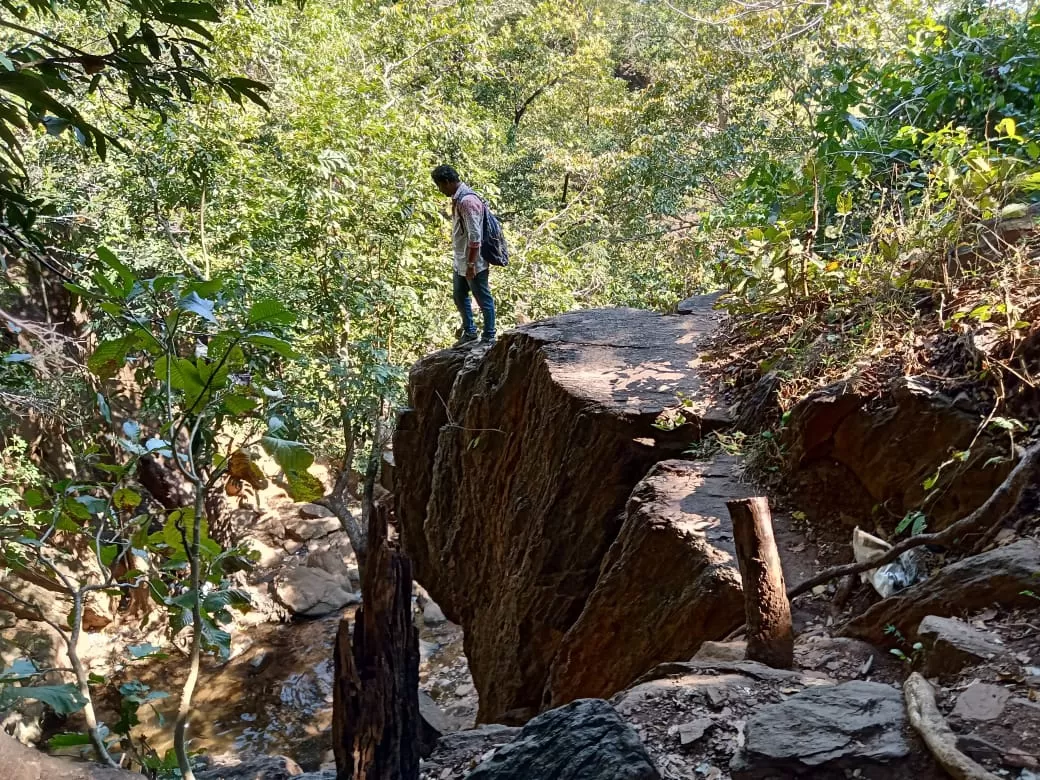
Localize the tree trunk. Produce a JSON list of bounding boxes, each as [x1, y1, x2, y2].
[[332, 476, 419, 780], [727, 497, 793, 669]]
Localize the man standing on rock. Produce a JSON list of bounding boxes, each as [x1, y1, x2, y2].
[[431, 164, 496, 346]]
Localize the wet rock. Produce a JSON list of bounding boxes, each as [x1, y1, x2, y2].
[[395, 306, 729, 722], [730, 681, 909, 778], [917, 615, 1005, 676], [951, 683, 1011, 722], [783, 376, 1010, 532], [466, 698, 660, 780], [842, 539, 1040, 643], [272, 565, 360, 617], [548, 457, 745, 706], [196, 755, 304, 779]]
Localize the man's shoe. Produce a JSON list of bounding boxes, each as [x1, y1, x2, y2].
[[453, 332, 478, 347], [480, 334, 496, 345]]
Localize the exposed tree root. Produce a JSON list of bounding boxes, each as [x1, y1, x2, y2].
[[904, 672, 1002, 780]]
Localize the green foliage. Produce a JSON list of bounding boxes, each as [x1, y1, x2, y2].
[[0, 0, 268, 252]]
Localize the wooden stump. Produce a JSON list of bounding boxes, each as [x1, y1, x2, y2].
[[727, 497, 793, 669], [332, 481, 420, 780]]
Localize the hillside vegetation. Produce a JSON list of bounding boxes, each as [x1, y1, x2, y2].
[[1, 0, 1037, 775]]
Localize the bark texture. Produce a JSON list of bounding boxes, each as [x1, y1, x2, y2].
[[332, 495, 420, 779], [728, 497, 793, 669]]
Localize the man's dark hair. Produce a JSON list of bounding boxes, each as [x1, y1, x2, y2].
[[431, 164, 460, 184]]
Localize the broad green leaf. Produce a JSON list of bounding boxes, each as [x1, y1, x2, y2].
[[87, 335, 138, 381], [177, 292, 217, 324], [22, 489, 44, 508], [0, 684, 86, 715], [114, 488, 142, 510], [247, 299, 296, 326], [128, 643, 166, 659], [96, 246, 135, 294], [247, 334, 301, 359], [261, 429, 314, 474], [47, 732, 93, 749], [286, 470, 324, 503]]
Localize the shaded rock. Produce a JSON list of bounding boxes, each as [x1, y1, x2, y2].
[[285, 514, 340, 542], [730, 681, 909, 778], [951, 683, 1011, 722], [272, 566, 359, 617], [547, 457, 745, 706], [793, 635, 894, 679], [0, 731, 138, 779], [419, 724, 521, 778], [380, 450, 396, 494], [196, 755, 304, 780], [466, 698, 659, 780], [299, 503, 334, 520], [956, 697, 1040, 770], [395, 307, 729, 722], [693, 640, 747, 662], [783, 377, 1010, 532], [918, 615, 1005, 676], [675, 292, 722, 317], [842, 539, 1040, 643]]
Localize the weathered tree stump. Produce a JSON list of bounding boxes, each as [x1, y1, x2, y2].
[[332, 478, 420, 780], [727, 497, 793, 669]]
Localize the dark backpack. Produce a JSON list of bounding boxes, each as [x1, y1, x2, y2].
[[461, 193, 509, 267]]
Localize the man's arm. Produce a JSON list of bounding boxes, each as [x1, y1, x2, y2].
[[459, 196, 483, 280]]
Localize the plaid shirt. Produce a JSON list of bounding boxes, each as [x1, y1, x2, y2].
[[451, 183, 487, 275]]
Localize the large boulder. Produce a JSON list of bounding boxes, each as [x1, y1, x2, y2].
[[394, 306, 731, 723], [466, 699, 660, 780], [546, 457, 745, 706], [783, 377, 1011, 531]]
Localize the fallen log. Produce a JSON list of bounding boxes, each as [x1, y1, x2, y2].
[[728, 497, 793, 669], [904, 672, 1002, 780]]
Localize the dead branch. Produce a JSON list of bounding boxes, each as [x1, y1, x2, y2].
[[904, 673, 1002, 780], [787, 441, 1040, 600]]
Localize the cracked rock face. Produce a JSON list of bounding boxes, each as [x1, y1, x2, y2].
[[395, 304, 734, 723]]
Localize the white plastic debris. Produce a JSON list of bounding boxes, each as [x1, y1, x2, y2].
[[852, 527, 924, 598]]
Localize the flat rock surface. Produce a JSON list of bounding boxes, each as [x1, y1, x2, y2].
[[465, 698, 660, 780], [918, 615, 1005, 676], [730, 681, 911, 778]]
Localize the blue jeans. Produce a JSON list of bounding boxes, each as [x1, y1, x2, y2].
[[453, 269, 495, 338]]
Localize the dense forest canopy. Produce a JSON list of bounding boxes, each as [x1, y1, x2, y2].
[[1, 0, 1038, 774]]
